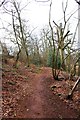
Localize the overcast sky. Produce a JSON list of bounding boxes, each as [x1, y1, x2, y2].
[[0, 0, 78, 46], [26, 0, 78, 29], [0, 0, 78, 27]]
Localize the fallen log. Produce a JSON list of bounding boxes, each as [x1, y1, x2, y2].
[[67, 77, 80, 99]]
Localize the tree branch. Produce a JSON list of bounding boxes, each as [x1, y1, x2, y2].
[[75, 0, 80, 5], [0, 0, 6, 7]]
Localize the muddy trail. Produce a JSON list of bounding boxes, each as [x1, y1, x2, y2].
[[2, 65, 80, 119], [14, 68, 79, 118]]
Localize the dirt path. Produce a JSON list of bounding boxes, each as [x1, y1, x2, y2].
[[15, 68, 79, 118]]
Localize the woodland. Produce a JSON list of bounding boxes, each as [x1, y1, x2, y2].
[[0, 0, 80, 119]]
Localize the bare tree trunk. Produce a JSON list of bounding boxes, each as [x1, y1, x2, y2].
[[13, 1, 30, 67], [12, 10, 21, 67], [49, 1, 58, 79], [78, 53, 80, 76], [14, 48, 21, 67], [24, 46, 30, 67]]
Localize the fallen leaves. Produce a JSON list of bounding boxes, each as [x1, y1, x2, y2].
[[2, 64, 80, 118], [50, 76, 80, 112]]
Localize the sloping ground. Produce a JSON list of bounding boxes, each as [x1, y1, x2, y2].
[[2, 64, 80, 118]]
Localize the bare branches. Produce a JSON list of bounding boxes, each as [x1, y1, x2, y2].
[[53, 20, 59, 28], [62, 0, 68, 30], [35, 0, 50, 2], [20, 1, 31, 11], [49, 0, 52, 29], [75, 0, 80, 5], [62, 0, 68, 13], [49, 0, 55, 47], [0, 0, 6, 7], [48, 0, 79, 79]]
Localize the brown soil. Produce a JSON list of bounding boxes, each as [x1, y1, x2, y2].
[[2, 65, 80, 118]]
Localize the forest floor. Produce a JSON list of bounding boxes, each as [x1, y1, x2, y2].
[[2, 61, 80, 119]]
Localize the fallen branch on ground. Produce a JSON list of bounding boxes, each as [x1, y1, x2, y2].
[[67, 77, 80, 99]]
